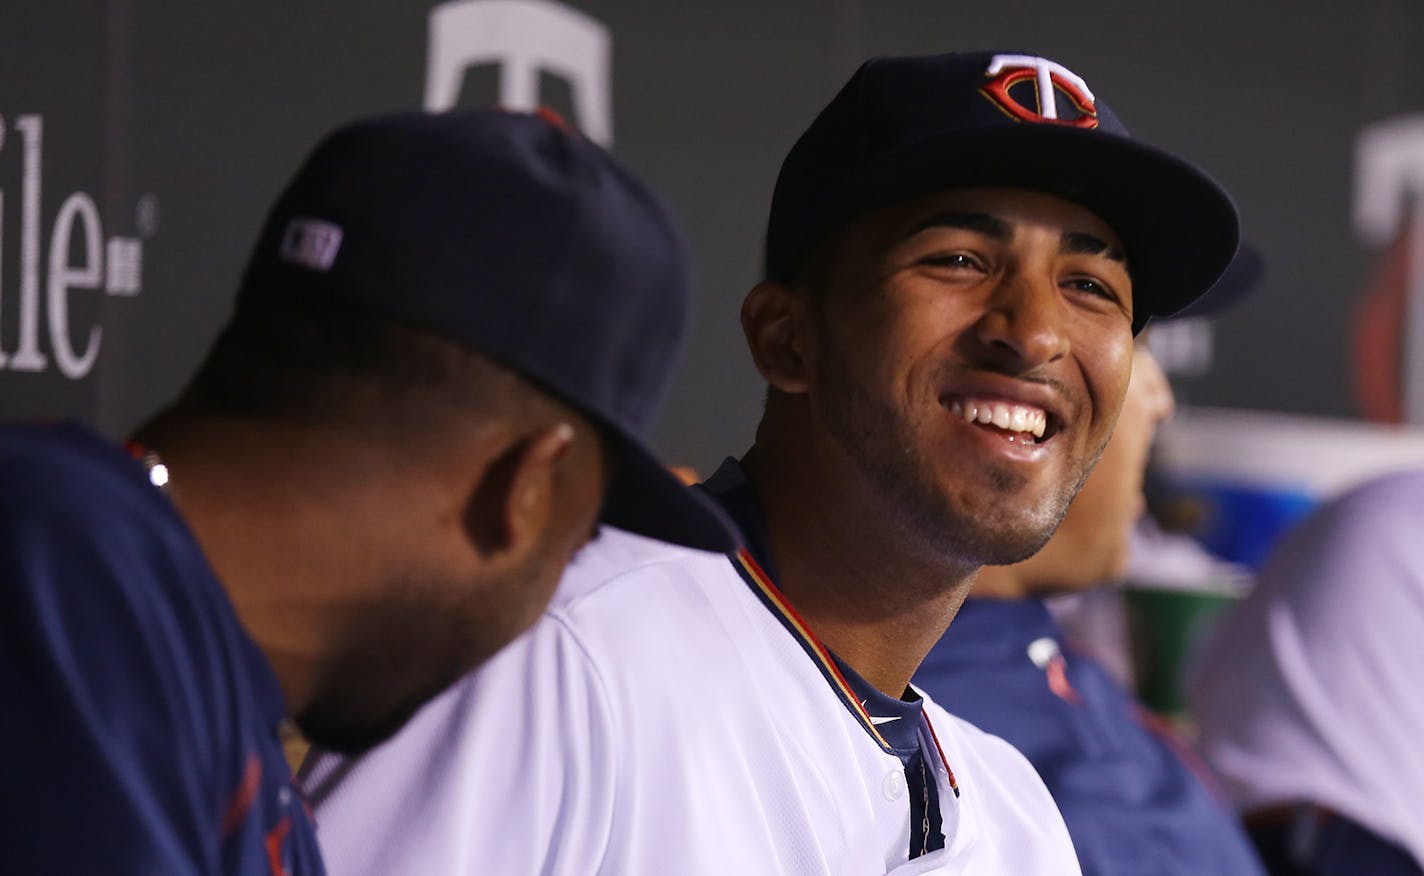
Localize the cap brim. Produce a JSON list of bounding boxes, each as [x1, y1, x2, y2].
[[810, 124, 1240, 334], [597, 430, 742, 554], [1171, 240, 1263, 318]]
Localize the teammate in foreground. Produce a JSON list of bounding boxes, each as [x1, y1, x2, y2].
[[913, 336, 1268, 875], [0, 109, 733, 874], [305, 51, 1239, 874]]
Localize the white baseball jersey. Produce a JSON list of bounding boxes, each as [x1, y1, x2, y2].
[[304, 526, 1081, 875]]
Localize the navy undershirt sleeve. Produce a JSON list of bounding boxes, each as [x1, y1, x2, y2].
[[0, 455, 223, 873]]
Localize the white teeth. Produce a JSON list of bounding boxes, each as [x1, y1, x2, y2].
[[952, 397, 1050, 439]]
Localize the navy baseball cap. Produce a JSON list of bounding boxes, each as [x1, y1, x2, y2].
[[239, 108, 739, 553], [764, 51, 1241, 334]]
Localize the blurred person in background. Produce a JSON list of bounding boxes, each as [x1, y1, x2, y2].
[[1190, 470, 1424, 876], [913, 337, 1268, 876]]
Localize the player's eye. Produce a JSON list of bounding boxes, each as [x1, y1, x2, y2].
[[1063, 276, 1120, 304], [919, 252, 985, 272]]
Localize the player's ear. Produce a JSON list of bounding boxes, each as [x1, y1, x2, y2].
[[741, 281, 812, 394], [463, 422, 575, 565]]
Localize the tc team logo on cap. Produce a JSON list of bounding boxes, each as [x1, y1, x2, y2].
[[980, 54, 1098, 129], [280, 218, 344, 272]]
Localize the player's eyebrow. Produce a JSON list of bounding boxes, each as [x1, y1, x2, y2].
[[902, 211, 1012, 241], [1061, 231, 1126, 263]]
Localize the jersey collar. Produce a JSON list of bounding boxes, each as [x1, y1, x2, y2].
[[701, 458, 930, 759]]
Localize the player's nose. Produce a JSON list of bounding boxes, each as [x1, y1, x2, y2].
[[972, 270, 1070, 368]]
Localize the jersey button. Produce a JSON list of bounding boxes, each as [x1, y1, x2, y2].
[[881, 768, 906, 802]]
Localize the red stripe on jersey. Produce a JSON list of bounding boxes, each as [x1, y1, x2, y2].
[[734, 549, 890, 749], [220, 754, 262, 837], [921, 712, 961, 798]]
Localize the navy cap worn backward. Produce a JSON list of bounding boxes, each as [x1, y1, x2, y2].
[[239, 108, 738, 553], [763, 51, 1241, 334]]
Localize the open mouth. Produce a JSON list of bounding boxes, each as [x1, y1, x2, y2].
[[947, 396, 1062, 445]]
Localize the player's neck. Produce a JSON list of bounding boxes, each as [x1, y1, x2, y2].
[[964, 564, 1033, 600], [130, 406, 388, 717], [742, 439, 978, 698]]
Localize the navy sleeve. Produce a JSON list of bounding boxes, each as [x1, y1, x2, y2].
[[0, 476, 224, 873], [1250, 815, 1423, 876]]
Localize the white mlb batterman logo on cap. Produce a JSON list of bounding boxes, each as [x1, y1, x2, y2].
[[280, 218, 344, 271]]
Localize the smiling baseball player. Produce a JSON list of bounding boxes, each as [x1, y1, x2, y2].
[[303, 51, 1239, 875]]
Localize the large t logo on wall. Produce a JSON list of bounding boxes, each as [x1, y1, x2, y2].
[[424, 0, 613, 145], [1353, 116, 1424, 425]]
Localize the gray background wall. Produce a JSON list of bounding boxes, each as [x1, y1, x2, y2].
[[3, 1, 1422, 475]]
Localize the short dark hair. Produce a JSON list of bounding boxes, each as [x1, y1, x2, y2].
[[186, 292, 532, 430]]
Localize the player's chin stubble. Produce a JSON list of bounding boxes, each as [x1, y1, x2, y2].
[[297, 696, 423, 756], [296, 572, 495, 755], [815, 353, 1087, 570]]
